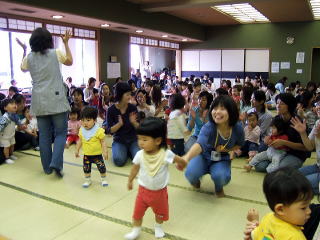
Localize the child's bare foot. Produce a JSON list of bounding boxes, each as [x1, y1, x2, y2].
[[247, 208, 259, 222], [216, 189, 225, 198], [244, 165, 252, 172]]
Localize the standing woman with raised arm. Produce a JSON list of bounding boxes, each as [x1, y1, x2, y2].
[[17, 28, 73, 177]]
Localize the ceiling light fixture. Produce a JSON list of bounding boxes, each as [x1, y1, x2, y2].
[[52, 15, 64, 19], [213, 3, 269, 23], [162, 35, 168, 38], [101, 23, 110, 27], [310, 0, 320, 20], [182, 39, 188, 42], [136, 30, 143, 33]]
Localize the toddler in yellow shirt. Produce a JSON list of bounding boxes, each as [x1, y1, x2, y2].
[[246, 167, 313, 240], [75, 106, 108, 188]]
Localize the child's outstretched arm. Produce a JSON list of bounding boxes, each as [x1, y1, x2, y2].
[[244, 209, 259, 240], [128, 164, 140, 190], [75, 138, 82, 157], [173, 155, 188, 171]]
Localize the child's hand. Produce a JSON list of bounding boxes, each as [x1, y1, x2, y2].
[[243, 221, 259, 240], [269, 139, 285, 148], [247, 208, 259, 222], [127, 181, 133, 190], [175, 159, 188, 171], [75, 152, 80, 158], [17, 124, 27, 131]]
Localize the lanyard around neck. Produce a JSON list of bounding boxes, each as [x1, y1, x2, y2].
[[214, 128, 232, 150]]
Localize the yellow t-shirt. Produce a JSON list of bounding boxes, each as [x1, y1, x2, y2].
[[79, 127, 105, 156], [252, 212, 306, 240]]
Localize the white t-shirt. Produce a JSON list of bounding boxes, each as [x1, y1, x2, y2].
[[137, 104, 156, 118], [309, 119, 320, 166], [19, 118, 38, 133], [133, 149, 175, 190], [167, 110, 188, 139]]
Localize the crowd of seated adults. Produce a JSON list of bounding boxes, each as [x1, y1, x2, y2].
[[2, 74, 320, 185]]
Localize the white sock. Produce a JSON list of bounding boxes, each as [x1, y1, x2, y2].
[[155, 223, 165, 238], [101, 177, 108, 187], [82, 177, 91, 188], [5, 159, 15, 164], [124, 227, 141, 240]]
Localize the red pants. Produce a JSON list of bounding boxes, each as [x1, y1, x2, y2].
[[133, 185, 169, 221], [66, 134, 79, 144]]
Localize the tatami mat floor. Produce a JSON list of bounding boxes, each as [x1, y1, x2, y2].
[[0, 139, 317, 240]]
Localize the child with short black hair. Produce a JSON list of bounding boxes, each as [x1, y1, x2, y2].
[[90, 88, 99, 108], [75, 106, 108, 188], [167, 94, 188, 156], [231, 85, 242, 108], [125, 117, 187, 240], [244, 116, 288, 173], [7, 86, 19, 99], [20, 105, 39, 151], [238, 112, 260, 162], [0, 99, 25, 164], [246, 167, 313, 240], [66, 108, 81, 148]]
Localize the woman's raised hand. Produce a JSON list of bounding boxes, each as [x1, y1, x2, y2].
[[16, 38, 27, 50], [61, 30, 72, 44], [290, 116, 306, 134]]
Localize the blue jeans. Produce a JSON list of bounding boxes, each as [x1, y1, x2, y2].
[[185, 154, 231, 192], [254, 154, 303, 173], [299, 164, 320, 194], [240, 140, 259, 156], [258, 141, 268, 152], [37, 112, 68, 174], [112, 140, 140, 167]]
